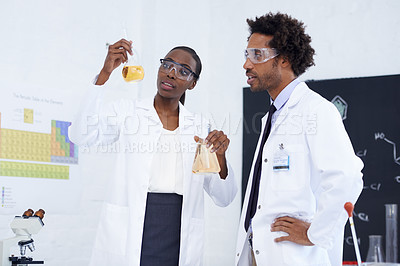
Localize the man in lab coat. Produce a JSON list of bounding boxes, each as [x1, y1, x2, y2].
[[235, 12, 364, 266]]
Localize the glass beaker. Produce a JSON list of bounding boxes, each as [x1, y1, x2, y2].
[[122, 47, 144, 83], [366, 235, 385, 262], [385, 204, 398, 263], [192, 140, 221, 174]]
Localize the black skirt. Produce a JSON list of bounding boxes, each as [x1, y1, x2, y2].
[[140, 192, 183, 266]]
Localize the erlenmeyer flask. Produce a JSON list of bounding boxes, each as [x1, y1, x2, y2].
[[122, 47, 144, 83], [192, 139, 221, 174], [366, 235, 385, 262]]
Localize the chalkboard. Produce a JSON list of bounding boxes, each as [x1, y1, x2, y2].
[[242, 74, 400, 262]]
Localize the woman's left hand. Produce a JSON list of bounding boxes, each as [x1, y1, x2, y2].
[[194, 130, 230, 155], [194, 130, 230, 179], [205, 130, 230, 155]]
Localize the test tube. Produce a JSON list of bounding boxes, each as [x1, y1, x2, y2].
[[385, 204, 398, 263]]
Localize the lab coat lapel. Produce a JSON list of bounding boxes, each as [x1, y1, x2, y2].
[[135, 97, 161, 127], [269, 82, 308, 136], [132, 97, 162, 186], [178, 102, 198, 181], [176, 102, 199, 265]]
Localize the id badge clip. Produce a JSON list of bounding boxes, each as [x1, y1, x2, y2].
[[273, 143, 289, 171]]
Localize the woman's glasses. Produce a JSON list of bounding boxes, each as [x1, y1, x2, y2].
[[159, 59, 198, 81]]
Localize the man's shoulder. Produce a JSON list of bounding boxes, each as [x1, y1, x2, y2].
[[297, 83, 335, 110]]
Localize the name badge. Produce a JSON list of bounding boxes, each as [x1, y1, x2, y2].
[[273, 143, 289, 171]]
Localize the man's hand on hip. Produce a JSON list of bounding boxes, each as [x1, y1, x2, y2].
[[270, 216, 314, 246]]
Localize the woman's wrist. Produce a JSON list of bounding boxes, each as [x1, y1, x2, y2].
[[95, 68, 111, 85]]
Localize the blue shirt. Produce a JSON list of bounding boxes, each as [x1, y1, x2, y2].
[[271, 78, 300, 126]]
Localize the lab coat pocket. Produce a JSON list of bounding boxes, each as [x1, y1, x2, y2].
[[282, 241, 330, 265], [271, 144, 307, 191], [94, 203, 129, 256]]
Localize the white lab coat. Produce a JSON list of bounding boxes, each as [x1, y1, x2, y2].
[[235, 82, 363, 266], [69, 85, 238, 266]]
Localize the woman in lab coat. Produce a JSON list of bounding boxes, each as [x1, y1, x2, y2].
[[69, 39, 237, 266]]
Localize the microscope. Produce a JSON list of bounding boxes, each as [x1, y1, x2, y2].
[[0, 209, 45, 266]]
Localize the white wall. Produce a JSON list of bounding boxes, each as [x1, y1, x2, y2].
[[1, 0, 399, 265]]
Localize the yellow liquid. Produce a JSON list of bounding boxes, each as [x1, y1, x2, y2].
[[122, 65, 144, 82], [192, 143, 221, 174]]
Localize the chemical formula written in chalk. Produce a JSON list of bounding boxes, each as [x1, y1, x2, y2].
[[375, 132, 400, 166], [353, 210, 369, 222], [345, 236, 361, 246], [363, 183, 382, 191]]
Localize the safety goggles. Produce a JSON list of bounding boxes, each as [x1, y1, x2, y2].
[[244, 48, 279, 64], [159, 59, 198, 81]]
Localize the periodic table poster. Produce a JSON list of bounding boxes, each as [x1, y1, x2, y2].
[[0, 84, 81, 214]]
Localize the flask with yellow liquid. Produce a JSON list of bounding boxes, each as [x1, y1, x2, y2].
[[192, 139, 221, 174], [122, 47, 144, 83]]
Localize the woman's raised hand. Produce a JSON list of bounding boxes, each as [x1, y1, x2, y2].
[[96, 39, 133, 85]]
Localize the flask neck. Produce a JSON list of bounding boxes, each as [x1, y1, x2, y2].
[[368, 235, 383, 247]]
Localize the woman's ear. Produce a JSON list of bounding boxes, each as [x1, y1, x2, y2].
[[188, 80, 197, 90]]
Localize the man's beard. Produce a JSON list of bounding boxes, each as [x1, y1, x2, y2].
[[251, 64, 281, 94]]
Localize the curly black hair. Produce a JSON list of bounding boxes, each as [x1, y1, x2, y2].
[[247, 12, 315, 76]]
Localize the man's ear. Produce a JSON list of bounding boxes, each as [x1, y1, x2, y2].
[[278, 56, 293, 72], [280, 56, 291, 67]]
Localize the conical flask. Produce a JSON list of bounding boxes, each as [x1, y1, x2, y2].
[[366, 235, 385, 262], [122, 47, 144, 83], [192, 139, 221, 174]]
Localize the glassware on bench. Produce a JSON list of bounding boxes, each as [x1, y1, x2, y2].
[[385, 204, 398, 263], [366, 235, 385, 263]]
